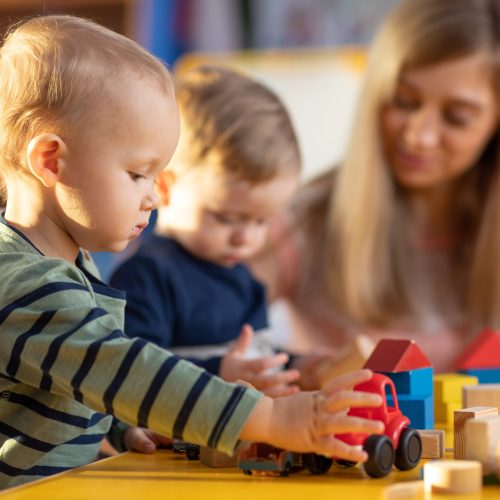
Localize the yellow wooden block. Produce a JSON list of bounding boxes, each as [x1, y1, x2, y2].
[[435, 401, 462, 427], [434, 373, 478, 404]]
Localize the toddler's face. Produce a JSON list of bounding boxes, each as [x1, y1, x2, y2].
[[162, 168, 298, 267], [56, 76, 179, 254]]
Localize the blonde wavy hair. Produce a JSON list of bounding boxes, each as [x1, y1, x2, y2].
[[171, 65, 301, 183], [0, 15, 173, 203], [304, 0, 500, 328]]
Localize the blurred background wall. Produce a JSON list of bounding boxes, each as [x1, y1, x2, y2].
[[0, 0, 399, 277], [0, 0, 398, 180]]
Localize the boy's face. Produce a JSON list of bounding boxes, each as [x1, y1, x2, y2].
[[56, 76, 179, 254], [160, 168, 298, 267]]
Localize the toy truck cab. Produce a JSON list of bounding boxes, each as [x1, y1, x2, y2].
[[303, 373, 422, 478]]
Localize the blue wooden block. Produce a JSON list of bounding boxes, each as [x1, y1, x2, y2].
[[387, 393, 434, 429], [383, 367, 433, 396], [460, 368, 500, 384]]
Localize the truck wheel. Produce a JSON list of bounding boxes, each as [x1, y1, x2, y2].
[[302, 453, 333, 474], [185, 445, 200, 460], [395, 428, 422, 470], [336, 459, 357, 467], [363, 434, 394, 478]]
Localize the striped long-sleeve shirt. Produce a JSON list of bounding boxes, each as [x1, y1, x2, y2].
[[0, 219, 261, 489]]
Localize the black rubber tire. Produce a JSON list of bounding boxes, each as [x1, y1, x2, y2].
[[336, 459, 357, 468], [302, 453, 333, 474], [243, 469, 252, 475], [395, 428, 422, 471], [279, 463, 292, 477], [185, 445, 200, 460], [363, 434, 395, 478]]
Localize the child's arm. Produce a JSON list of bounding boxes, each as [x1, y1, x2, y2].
[[119, 369, 383, 463], [240, 369, 384, 463], [219, 324, 300, 397]]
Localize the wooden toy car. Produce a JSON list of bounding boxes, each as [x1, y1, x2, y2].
[[237, 442, 302, 476], [303, 373, 422, 478], [172, 441, 200, 460]]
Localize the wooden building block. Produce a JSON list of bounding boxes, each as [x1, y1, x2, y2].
[[383, 480, 424, 499], [496, 441, 500, 478], [423, 460, 482, 494], [416, 429, 444, 459], [454, 406, 498, 459], [462, 368, 500, 384], [388, 393, 434, 429], [315, 334, 375, 386], [384, 367, 433, 396], [435, 400, 461, 428], [464, 415, 500, 474], [364, 339, 431, 372], [434, 373, 478, 404], [455, 329, 500, 369], [199, 446, 237, 468], [463, 384, 500, 411]]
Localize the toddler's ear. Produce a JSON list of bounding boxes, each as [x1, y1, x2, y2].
[[155, 169, 175, 205], [27, 134, 67, 188]]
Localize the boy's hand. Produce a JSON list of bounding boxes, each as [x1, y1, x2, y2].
[[219, 324, 300, 398], [123, 426, 173, 453], [240, 369, 385, 463], [289, 348, 338, 390]]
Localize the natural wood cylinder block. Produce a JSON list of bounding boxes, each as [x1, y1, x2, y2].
[[424, 460, 482, 494]]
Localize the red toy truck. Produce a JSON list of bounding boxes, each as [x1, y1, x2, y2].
[[303, 373, 422, 478]]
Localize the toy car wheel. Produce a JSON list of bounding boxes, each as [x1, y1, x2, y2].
[[279, 462, 292, 477], [243, 469, 252, 475], [185, 445, 200, 460], [363, 434, 395, 478], [302, 453, 333, 474], [395, 428, 422, 471], [336, 459, 356, 468]]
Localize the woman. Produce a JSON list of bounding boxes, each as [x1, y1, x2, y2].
[[251, 0, 500, 372]]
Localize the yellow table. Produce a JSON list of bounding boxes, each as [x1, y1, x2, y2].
[[0, 450, 498, 500]]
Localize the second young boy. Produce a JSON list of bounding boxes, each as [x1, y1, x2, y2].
[[110, 66, 302, 396]]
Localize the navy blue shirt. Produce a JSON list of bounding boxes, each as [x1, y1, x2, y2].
[[109, 234, 268, 374]]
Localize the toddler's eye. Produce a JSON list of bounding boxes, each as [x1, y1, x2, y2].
[[128, 172, 145, 182]]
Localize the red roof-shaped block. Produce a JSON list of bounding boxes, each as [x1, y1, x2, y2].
[[363, 339, 432, 372], [455, 329, 500, 369]]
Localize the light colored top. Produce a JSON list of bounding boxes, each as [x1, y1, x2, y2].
[[257, 199, 467, 373]]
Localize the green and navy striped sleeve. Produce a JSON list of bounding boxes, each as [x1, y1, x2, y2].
[[0, 222, 262, 488]]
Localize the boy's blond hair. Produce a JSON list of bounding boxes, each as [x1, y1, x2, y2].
[[0, 15, 173, 202], [172, 65, 301, 182]]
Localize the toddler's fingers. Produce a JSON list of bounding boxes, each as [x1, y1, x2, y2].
[[319, 413, 384, 436], [251, 368, 300, 389], [244, 352, 290, 372], [316, 435, 369, 463], [127, 431, 157, 454], [321, 369, 374, 395], [323, 389, 382, 413], [228, 324, 254, 356], [262, 384, 300, 398]]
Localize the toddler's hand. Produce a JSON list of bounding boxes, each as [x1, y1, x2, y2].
[[289, 348, 338, 390], [123, 426, 173, 453], [241, 369, 385, 463], [219, 324, 300, 398]]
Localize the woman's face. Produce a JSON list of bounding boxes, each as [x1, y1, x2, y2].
[[381, 53, 498, 191]]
